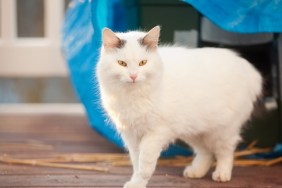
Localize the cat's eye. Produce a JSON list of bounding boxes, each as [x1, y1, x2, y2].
[[139, 60, 147, 66], [117, 60, 127, 67]]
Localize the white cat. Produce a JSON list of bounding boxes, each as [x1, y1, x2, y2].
[[96, 26, 262, 188]]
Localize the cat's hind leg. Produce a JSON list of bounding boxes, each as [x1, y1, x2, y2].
[[183, 141, 214, 179], [212, 135, 240, 182]]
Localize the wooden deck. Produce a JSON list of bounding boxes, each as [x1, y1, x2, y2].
[[0, 114, 282, 188]]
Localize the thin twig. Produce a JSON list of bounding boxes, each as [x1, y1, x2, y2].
[[234, 157, 282, 167], [29, 153, 129, 163], [0, 143, 53, 150], [234, 148, 272, 158], [0, 145, 281, 171], [265, 156, 282, 166], [246, 140, 258, 150], [0, 157, 108, 172]]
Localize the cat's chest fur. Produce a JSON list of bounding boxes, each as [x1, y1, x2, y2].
[[102, 85, 158, 132]]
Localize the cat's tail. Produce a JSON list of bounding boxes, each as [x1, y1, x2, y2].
[[252, 98, 266, 118], [249, 65, 263, 104], [247, 62, 274, 118], [252, 96, 279, 118]]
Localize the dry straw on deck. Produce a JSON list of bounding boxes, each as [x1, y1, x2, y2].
[[0, 141, 281, 172]]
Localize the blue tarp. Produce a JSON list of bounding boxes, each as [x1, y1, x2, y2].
[[62, 0, 281, 158], [62, 0, 124, 149], [183, 0, 282, 33]]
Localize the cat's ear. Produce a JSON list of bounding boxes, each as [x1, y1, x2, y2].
[[102, 28, 124, 50], [141, 26, 160, 50]]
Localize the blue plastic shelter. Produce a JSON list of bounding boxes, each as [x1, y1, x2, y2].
[[62, 0, 282, 157]]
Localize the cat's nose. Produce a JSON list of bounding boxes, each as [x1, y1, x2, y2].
[[129, 74, 137, 81]]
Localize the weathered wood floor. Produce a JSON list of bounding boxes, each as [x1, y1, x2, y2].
[[0, 114, 281, 188]]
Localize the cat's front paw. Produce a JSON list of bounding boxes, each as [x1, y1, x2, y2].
[[212, 169, 231, 182], [183, 166, 206, 178], [123, 181, 146, 188]]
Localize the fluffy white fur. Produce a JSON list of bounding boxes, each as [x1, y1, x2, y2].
[[96, 26, 262, 188]]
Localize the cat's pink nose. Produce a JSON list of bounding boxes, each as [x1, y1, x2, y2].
[[130, 74, 137, 81]]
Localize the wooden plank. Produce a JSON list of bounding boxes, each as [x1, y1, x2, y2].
[[0, 163, 183, 176], [0, 104, 84, 115], [0, 114, 282, 188], [0, 170, 281, 188], [1, 161, 282, 187], [0, 114, 123, 154], [0, 174, 194, 187], [0, 114, 89, 129]]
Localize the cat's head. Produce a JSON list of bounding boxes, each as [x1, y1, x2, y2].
[[97, 26, 162, 86]]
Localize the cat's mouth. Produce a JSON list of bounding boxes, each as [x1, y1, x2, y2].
[[124, 80, 139, 84], [129, 80, 137, 84], [121, 77, 143, 84], [122, 78, 138, 84]]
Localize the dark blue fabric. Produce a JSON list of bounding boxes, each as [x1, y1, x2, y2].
[[183, 0, 282, 33], [255, 144, 282, 159], [62, 0, 192, 157]]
